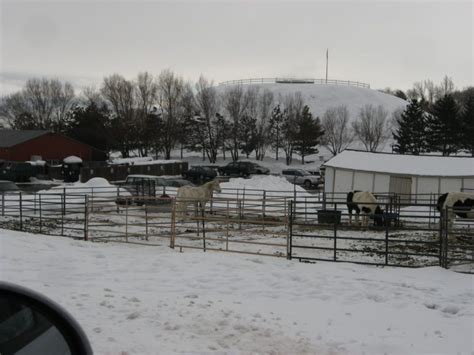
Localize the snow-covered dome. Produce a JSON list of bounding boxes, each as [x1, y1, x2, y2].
[[63, 156, 83, 164], [217, 79, 407, 121]]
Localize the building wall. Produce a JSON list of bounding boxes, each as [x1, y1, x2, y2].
[[324, 166, 474, 201], [374, 173, 390, 192], [440, 178, 463, 193], [0, 133, 105, 162], [463, 178, 474, 191], [353, 171, 373, 191]]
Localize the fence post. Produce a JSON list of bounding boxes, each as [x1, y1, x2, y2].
[[19, 192, 23, 231], [226, 200, 230, 251], [84, 195, 89, 241], [170, 198, 176, 249], [125, 202, 129, 243], [91, 187, 94, 211], [385, 203, 389, 265], [333, 202, 337, 261], [238, 200, 242, 230], [443, 207, 449, 268], [39, 194, 42, 234], [438, 206, 444, 267], [61, 195, 65, 236], [287, 200, 293, 260], [201, 207, 206, 252], [145, 206, 149, 241], [262, 190, 266, 218], [62, 188, 66, 216], [304, 196, 307, 223]]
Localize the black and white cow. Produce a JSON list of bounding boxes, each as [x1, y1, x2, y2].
[[436, 192, 474, 226], [346, 191, 384, 227]]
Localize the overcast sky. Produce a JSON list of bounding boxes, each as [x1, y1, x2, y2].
[[0, 0, 472, 95]]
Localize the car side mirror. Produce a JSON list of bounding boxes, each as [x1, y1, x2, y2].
[[0, 282, 92, 355]]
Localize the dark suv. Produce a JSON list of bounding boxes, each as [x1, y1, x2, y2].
[[218, 161, 270, 177], [182, 166, 217, 182]]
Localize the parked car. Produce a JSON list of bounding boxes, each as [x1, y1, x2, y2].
[[182, 166, 217, 182], [281, 169, 322, 188], [118, 175, 193, 205], [218, 161, 270, 177], [306, 170, 325, 185]]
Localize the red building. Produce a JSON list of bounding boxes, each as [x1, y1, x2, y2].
[[0, 129, 106, 162]]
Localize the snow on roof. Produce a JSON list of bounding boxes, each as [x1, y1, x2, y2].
[[324, 150, 474, 177]]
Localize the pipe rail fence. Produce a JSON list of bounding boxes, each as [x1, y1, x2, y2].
[[288, 201, 473, 272], [218, 78, 371, 89], [1, 188, 472, 272]]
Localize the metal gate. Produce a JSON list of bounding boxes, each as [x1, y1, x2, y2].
[[440, 207, 474, 273]]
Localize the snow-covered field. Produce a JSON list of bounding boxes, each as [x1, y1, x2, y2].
[[1, 229, 472, 354]]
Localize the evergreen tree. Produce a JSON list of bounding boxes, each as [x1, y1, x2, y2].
[[239, 114, 258, 158], [459, 93, 474, 156], [66, 102, 113, 152], [392, 99, 428, 154], [293, 106, 324, 164], [426, 95, 460, 155], [393, 90, 408, 101], [269, 104, 284, 160]]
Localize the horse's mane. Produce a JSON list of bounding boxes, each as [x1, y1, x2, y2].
[[203, 180, 218, 190]]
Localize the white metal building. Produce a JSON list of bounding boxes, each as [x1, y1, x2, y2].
[[323, 150, 474, 202]]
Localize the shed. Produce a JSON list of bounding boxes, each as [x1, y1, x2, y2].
[[0, 129, 106, 162], [323, 150, 474, 202]]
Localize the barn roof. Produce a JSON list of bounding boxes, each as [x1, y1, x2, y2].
[[0, 129, 50, 148], [324, 150, 474, 177]]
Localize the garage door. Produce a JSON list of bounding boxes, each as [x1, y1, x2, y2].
[[389, 176, 412, 203]]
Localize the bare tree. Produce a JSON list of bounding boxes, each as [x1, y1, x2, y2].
[[437, 75, 455, 98], [194, 76, 220, 163], [0, 92, 29, 128], [280, 92, 304, 165], [352, 104, 390, 152], [254, 89, 274, 160], [101, 74, 137, 157], [222, 85, 249, 161], [0, 78, 75, 131], [81, 86, 104, 106], [423, 80, 437, 105], [321, 105, 353, 155], [157, 69, 186, 160], [135, 72, 158, 156]]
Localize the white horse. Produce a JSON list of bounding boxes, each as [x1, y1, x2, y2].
[[176, 179, 222, 218]]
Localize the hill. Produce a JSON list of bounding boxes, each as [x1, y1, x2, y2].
[[216, 81, 407, 121]]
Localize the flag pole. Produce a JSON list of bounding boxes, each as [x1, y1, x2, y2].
[[325, 49, 328, 84]]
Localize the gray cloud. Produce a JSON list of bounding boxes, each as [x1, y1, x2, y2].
[[0, 0, 472, 95]]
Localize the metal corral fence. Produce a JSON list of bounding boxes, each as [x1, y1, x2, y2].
[[1, 188, 472, 272], [218, 78, 371, 89], [289, 200, 473, 273]]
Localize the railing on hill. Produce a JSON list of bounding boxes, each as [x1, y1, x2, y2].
[[218, 78, 370, 89]]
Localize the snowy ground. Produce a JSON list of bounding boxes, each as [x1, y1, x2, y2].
[[1, 229, 473, 354]]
